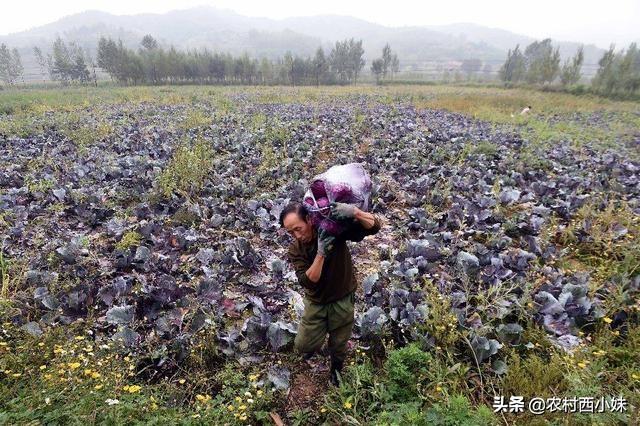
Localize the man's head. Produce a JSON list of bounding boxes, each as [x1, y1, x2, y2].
[[279, 202, 314, 243]]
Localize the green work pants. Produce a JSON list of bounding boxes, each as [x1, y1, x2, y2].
[[294, 291, 355, 364]]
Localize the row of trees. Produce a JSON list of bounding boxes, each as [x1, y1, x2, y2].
[[370, 44, 400, 83], [0, 44, 24, 85], [499, 39, 569, 85], [591, 44, 640, 97], [96, 35, 388, 86], [34, 37, 94, 85], [499, 38, 640, 96]]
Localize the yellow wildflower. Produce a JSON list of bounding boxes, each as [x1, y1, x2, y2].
[[603, 317, 613, 324], [94, 384, 103, 390], [124, 385, 141, 393], [227, 405, 235, 411], [344, 401, 353, 409]]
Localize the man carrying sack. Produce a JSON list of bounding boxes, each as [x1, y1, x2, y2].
[[279, 201, 381, 386]]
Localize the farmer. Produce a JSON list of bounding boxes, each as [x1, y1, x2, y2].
[[279, 201, 382, 386]]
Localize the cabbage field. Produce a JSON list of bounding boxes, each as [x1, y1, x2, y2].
[[0, 85, 639, 425]]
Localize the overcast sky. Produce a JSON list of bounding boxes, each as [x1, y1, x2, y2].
[[1, 0, 638, 49]]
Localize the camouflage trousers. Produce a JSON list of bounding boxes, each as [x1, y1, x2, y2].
[[294, 291, 355, 364]]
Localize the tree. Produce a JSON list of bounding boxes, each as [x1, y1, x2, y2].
[[349, 39, 365, 84], [67, 42, 89, 83], [312, 47, 328, 86], [374, 43, 399, 81], [97, 36, 118, 80], [371, 58, 384, 84], [560, 46, 584, 86], [49, 37, 73, 84], [381, 43, 393, 78], [592, 45, 618, 95], [618, 43, 640, 95], [0, 44, 11, 85], [499, 45, 526, 83], [0, 44, 23, 85], [329, 40, 351, 84], [283, 51, 294, 85], [523, 38, 560, 84], [10, 48, 24, 84], [141, 34, 158, 51], [33, 46, 47, 82], [390, 53, 399, 79], [140, 35, 160, 84]]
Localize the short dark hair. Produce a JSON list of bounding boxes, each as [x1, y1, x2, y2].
[[278, 202, 309, 227]]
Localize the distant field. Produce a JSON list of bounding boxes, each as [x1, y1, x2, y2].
[[1, 84, 638, 424]]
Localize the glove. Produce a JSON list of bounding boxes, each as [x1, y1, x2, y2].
[[330, 202, 356, 220], [317, 228, 336, 257]]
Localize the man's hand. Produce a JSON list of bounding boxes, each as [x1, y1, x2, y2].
[[317, 228, 336, 257], [330, 202, 356, 221]]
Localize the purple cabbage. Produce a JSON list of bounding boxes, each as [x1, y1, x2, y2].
[[319, 218, 345, 235], [310, 180, 327, 199]]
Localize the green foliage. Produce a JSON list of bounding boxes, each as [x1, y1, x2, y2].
[[592, 43, 640, 97], [48, 36, 91, 85], [384, 343, 433, 402], [499, 45, 526, 83], [180, 108, 211, 130], [115, 231, 142, 251], [500, 352, 569, 398], [556, 198, 639, 291], [560, 46, 584, 86], [0, 322, 279, 424], [524, 39, 561, 84], [157, 138, 215, 198], [0, 43, 23, 86], [324, 345, 498, 425]]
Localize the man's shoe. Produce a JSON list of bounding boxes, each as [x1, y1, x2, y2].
[[329, 358, 344, 387]]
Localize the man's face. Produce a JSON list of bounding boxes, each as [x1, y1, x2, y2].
[[283, 212, 314, 244]]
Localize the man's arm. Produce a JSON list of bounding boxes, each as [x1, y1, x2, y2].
[[288, 246, 325, 288], [354, 207, 376, 229], [340, 210, 382, 242], [304, 254, 325, 284]]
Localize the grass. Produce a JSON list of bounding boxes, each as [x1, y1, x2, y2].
[[0, 320, 281, 425], [156, 137, 216, 199]]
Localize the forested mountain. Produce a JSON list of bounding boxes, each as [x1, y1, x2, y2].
[[1, 6, 603, 65]]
